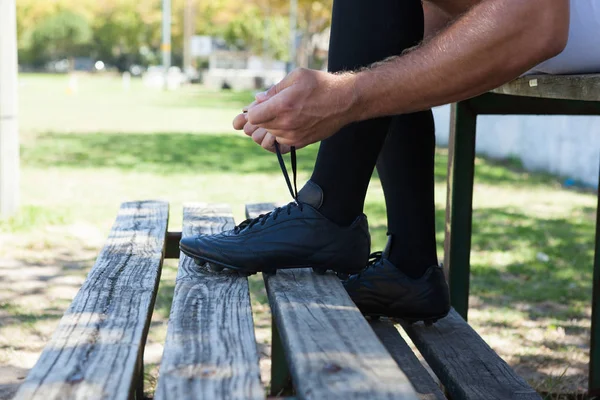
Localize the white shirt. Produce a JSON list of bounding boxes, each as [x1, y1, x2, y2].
[[530, 1, 600, 74]]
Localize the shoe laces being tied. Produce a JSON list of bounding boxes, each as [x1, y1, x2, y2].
[[234, 143, 302, 234]]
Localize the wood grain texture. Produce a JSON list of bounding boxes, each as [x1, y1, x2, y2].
[[15, 201, 169, 400], [402, 309, 541, 400], [246, 203, 418, 399], [155, 204, 264, 400], [265, 269, 418, 399], [492, 74, 600, 101], [370, 320, 446, 400]]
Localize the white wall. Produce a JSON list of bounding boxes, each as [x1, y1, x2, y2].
[[433, 105, 600, 188]]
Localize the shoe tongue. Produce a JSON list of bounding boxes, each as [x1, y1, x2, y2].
[[297, 180, 324, 209]]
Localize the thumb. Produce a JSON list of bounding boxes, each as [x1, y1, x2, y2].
[[255, 72, 296, 102]]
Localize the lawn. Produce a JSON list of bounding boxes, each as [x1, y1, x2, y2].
[[0, 73, 594, 398]]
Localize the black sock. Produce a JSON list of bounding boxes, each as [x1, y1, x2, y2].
[[377, 112, 439, 279], [310, 0, 425, 226]]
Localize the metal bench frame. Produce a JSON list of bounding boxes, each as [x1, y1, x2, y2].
[[444, 74, 600, 396]]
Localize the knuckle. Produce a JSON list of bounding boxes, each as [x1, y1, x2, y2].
[[295, 67, 308, 77], [268, 85, 278, 95]]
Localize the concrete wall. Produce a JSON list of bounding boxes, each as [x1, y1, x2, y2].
[[433, 105, 600, 188]]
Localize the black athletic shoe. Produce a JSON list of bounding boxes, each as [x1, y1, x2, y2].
[[344, 236, 450, 324], [179, 144, 371, 276]]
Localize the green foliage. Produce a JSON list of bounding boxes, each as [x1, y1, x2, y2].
[[221, 7, 290, 59], [23, 10, 92, 63], [16, 0, 333, 68]]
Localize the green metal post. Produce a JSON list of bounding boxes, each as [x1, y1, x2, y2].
[[444, 101, 478, 321], [589, 160, 600, 398], [270, 317, 293, 396]]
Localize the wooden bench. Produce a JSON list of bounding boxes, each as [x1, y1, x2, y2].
[[444, 74, 600, 397], [13, 200, 541, 399]]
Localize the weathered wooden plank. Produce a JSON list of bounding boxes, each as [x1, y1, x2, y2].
[[246, 203, 293, 397], [370, 320, 446, 400], [492, 74, 600, 101], [248, 202, 417, 399], [265, 269, 418, 399], [401, 309, 541, 400], [15, 201, 169, 400], [155, 204, 264, 400]]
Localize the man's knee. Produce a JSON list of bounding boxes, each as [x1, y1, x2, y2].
[[426, 0, 480, 17]]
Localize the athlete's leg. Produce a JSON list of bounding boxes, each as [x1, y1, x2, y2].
[[377, 111, 438, 279], [344, 108, 449, 321], [310, 0, 425, 226]]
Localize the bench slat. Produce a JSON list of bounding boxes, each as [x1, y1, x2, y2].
[[155, 204, 264, 400], [265, 269, 418, 400], [492, 74, 600, 101], [246, 203, 418, 400], [15, 201, 169, 400], [402, 309, 541, 400], [370, 320, 446, 400]]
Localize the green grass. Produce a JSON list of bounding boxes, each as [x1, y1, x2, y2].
[[1, 73, 595, 397]]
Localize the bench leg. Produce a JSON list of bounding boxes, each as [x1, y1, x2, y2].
[[270, 317, 293, 396], [590, 166, 600, 398], [444, 101, 477, 321], [135, 355, 144, 400]]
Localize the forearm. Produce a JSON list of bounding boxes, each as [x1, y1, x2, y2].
[[349, 0, 569, 121]]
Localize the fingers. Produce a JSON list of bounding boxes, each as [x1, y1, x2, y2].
[[255, 71, 296, 103], [243, 122, 259, 136], [250, 69, 303, 124], [251, 128, 268, 146], [277, 143, 292, 154], [250, 128, 288, 154], [247, 87, 297, 127], [260, 131, 277, 151], [232, 113, 247, 130], [234, 100, 259, 130], [242, 100, 257, 112]]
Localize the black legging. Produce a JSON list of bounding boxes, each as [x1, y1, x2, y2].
[[310, 0, 438, 278]]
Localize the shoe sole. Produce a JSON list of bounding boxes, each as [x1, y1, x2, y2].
[[179, 246, 364, 278]]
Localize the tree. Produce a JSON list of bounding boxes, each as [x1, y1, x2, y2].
[[15, 0, 334, 68], [24, 10, 92, 64], [220, 6, 289, 60]]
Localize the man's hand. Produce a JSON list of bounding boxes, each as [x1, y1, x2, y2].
[[243, 68, 357, 148], [232, 102, 292, 154]]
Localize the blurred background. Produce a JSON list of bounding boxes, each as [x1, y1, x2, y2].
[[15, 0, 331, 87], [0, 1, 597, 398]]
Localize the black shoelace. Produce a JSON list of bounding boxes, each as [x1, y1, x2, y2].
[[346, 251, 382, 280], [233, 143, 301, 234], [367, 251, 383, 267]]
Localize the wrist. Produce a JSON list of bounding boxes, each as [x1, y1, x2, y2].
[[344, 70, 372, 123], [331, 72, 361, 126]]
